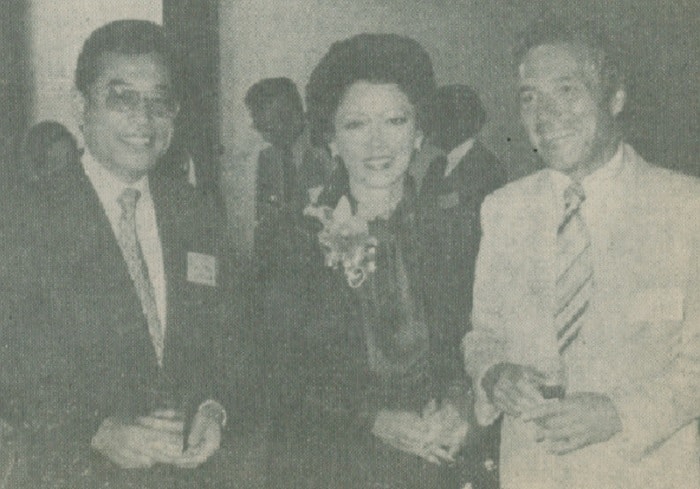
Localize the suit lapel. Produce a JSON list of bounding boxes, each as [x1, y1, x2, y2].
[[47, 160, 133, 292], [525, 171, 560, 331], [148, 176, 194, 370], [43, 160, 158, 373]]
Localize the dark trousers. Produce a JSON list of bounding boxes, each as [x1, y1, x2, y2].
[[265, 423, 478, 489]]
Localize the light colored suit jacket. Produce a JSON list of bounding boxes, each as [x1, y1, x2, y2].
[[464, 144, 700, 489]]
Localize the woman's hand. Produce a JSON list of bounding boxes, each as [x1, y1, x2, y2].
[[372, 409, 442, 464], [421, 400, 470, 463], [371, 401, 470, 465]]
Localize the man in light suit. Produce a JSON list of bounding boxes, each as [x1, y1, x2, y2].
[[0, 20, 253, 486], [463, 17, 699, 488]]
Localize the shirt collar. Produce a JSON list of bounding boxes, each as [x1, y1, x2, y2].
[[81, 149, 150, 206], [445, 138, 475, 176]]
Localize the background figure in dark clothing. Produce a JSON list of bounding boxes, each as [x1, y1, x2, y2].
[[419, 84, 508, 483], [17, 121, 82, 188], [155, 138, 200, 188], [245, 77, 332, 282], [424, 84, 507, 202], [421, 84, 507, 333]]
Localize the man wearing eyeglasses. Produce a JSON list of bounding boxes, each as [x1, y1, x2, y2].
[[0, 20, 252, 486]]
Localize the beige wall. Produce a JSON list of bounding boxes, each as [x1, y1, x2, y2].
[[28, 0, 162, 143]]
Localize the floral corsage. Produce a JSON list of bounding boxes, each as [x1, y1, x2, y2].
[[303, 195, 378, 288]]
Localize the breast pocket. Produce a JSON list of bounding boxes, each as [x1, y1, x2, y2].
[[626, 287, 685, 324], [620, 287, 686, 379]]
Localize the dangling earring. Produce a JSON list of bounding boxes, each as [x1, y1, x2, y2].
[[328, 142, 341, 173], [332, 153, 342, 169], [329, 142, 338, 160], [414, 133, 424, 151]]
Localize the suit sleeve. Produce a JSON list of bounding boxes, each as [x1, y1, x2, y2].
[[462, 193, 513, 426], [0, 193, 46, 427], [610, 196, 700, 461], [201, 196, 262, 432]]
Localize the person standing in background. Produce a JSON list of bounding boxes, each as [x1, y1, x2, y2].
[[245, 77, 332, 282], [419, 84, 508, 484], [17, 121, 82, 188], [423, 84, 507, 203], [421, 83, 507, 355]]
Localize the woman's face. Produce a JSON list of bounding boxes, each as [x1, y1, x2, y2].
[[330, 82, 422, 190]]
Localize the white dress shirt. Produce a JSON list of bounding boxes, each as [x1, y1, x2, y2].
[[548, 142, 625, 230], [444, 137, 475, 177], [82, 151, 167, 331]]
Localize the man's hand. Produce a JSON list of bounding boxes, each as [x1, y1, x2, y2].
[[521, 392, 622, 454], [91, 412, 184, 469], [482, 362, 546, 417], [176, 405, 223, 469], [92, 406, 222, 469]]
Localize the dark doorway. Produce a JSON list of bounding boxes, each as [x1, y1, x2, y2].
[[0, 1, 29, 164], [162, 0, 222, 203]]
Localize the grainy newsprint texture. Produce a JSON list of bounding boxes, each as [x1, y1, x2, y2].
[[0, 1, 697, 488]]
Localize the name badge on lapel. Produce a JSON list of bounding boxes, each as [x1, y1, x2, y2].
[[187, 252, 217, 287], [438, 191, 459, 209]]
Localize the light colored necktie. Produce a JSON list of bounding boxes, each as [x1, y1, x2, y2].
[[555, 182, 592, 353], [116, 188, 165, 367]]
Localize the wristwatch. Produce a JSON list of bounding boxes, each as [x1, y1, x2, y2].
[[197, 400, 227, 427]]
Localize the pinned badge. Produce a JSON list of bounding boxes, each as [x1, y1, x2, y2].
[[187, 252, 217, 286]]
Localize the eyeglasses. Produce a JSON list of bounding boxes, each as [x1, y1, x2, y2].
[[100, 84, 180, 119]]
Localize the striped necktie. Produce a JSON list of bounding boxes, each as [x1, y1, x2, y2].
[[555, 182, 592, 353], [116, 188, 165, 367]]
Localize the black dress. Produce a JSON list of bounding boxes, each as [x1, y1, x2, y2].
[[262, 170, 498, 488]]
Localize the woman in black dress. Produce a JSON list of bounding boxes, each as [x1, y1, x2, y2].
[[263, 33, 496, 489]]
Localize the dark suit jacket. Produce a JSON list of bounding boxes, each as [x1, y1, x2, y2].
[[0, 159, 249, 482], [418, 141, 507, 336], [254, 134, 331, 280]]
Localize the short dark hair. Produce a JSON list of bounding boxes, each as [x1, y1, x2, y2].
[[244, 77, 303, 115], [513, 16, 625, 101], [306, 33, 436, 146], [431, 84, 486, 141], [75, 20, 175, 96], [19, 121, 79, 181]]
